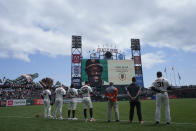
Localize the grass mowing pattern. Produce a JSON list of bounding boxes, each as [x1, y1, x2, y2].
[[0, 98, 196, 131]]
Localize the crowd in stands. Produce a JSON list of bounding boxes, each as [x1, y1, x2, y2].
[[1, 84, 196, 101], [0, 87, 43, 100]]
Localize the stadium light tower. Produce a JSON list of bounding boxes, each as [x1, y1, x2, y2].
[[71, 35, 82, 88], [131, 39, 144, 88]]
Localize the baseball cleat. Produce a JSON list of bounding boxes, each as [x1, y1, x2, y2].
[[90, 118, 96, 122], [72, 118, 78, 120]]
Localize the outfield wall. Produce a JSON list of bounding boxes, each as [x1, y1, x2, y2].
[[0, 99, 43, 107], [0, 98, 83, 107]]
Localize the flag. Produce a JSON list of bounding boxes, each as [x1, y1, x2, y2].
[[3, 77, 6, 82], [178, 73, 181, 80], [164, 67, 167, 73]]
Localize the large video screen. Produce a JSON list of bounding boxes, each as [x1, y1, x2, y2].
[[81, 59, 135, 87]]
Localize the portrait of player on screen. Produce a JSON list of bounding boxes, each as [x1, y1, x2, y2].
[[85, 59, 103, 88]]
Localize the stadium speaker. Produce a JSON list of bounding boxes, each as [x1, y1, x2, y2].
[[104, 51, 112, 59]]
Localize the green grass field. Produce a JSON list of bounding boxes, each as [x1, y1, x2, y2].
[[0, 98, 196, 131]]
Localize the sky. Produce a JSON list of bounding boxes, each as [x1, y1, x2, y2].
[[0, 0, 196, 88]]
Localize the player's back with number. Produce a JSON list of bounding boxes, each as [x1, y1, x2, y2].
[[80, 85, 92, 97], [151, 71, 171, 125], [43, 89, 51, 101], [55, 87, 66, 100], [152, 78, 170, 92], [67, 88, 78, 98]]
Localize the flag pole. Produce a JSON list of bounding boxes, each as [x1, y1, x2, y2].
[[178, 73, 181, 86], [172, 67, 177, 86], [164, 67, 168, 79], [170, 67, 173, 86]]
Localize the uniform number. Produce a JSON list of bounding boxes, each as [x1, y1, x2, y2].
[[157, 82, 164, 87], [70, 91, 74, 96], [82, 87, 88, 93]]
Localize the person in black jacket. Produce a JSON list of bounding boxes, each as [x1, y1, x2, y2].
[[126, 77, 143, 124]]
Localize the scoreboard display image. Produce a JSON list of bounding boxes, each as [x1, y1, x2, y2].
[[81, 59, 135, 87]]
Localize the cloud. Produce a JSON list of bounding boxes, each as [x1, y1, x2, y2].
[[142, 51, 166, 69], [0, 0, 196, 62], [0, 51, 9, 58], [142, 0, 196, 51], [12, 52, 30, 62]]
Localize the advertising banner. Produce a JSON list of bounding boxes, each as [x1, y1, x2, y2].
[[90, 52, 100, 59], [13, 99, 26, 106], [6, 100, 13, 106], [133, 56, 141, 64], [108, 60, 135, 85], [72, 77, 81, 86], [72, 65, 81, 76], [135, 66, 142, 75], [34, 99, 44, 105], [0, 100, 6, 107], [97, 48, 118, 53], [72, 54, 81, 63], [136, 76, 144, 87], [26, 99, 34, 105]]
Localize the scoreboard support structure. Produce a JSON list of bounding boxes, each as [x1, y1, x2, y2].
[[131, 39, 144, 88], [71, 35, 82, 88]]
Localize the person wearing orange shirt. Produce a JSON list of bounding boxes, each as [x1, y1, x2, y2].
[[105, 82, 119, 122]]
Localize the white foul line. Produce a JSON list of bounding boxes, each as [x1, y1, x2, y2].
[[0, 116, 196, 126]]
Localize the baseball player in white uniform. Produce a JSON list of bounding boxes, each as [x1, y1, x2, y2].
[[80, 81, 95, 122], [67, 84, 78, 120], [151, 71, 171, 125], [53, 86, 66, 120], [42, 87, 52, 118]]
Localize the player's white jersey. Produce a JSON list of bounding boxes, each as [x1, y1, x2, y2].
[[43, 89, 51, 101], [152, 77, 170, 92], [55, 87, 66, 100], [80, 85, 92, 97], [67, 88, 78, 98]]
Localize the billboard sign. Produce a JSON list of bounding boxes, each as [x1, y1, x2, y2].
[[34, 99, 44, 105], [82, 59, 135, 86], [72, 77, 81, 86], [72, 65, 81, 76], [135, 66, 142, 75], [6, 100, 13, 106], [136, 76, 144, 87], [133, 56, 141, 64], [6, 99, 26, 106], [90, 52, 100, 59], [108, 60, 135, 85], [72, 54, 81, 63], [97, 48, 118, 53], [1, 100, 6, 107], [13, 99, 26, 106]]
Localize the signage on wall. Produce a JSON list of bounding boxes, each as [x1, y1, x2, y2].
[[133, 56, 141, 64], [72, 54, 81, 63], [72, 65, 81, 76]]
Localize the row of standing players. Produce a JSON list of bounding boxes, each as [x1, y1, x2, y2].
[[42, 71, 171, 125]]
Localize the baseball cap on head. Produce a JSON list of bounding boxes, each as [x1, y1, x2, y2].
[[157, 71, 162, 77], [85, 59, 103, 72]]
